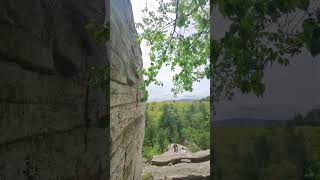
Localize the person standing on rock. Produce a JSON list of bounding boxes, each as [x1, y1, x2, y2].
[[173, 144, 178, 153]]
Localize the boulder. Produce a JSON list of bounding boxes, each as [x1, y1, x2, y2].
[[144, 144, 210, 179], [150, 144, 210, 166]]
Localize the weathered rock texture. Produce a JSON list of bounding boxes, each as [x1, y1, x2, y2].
[[143, 144, 210, 179], [110, 0, 145, 179], [143, 161, 210, 180], [0, 0, 108, 179], [151, 144, 210, 166]]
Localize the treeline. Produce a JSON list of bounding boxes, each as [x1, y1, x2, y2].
[[212, 126, 320, 180], [143, 99, 210, 160], [212, 109, 320, 179], [288, 109, 320, 126]]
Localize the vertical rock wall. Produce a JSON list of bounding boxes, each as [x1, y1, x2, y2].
[[0, 0, 108, 179], [110, 0, 145, 179]]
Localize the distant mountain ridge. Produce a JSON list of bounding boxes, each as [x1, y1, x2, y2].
[[213, 109, 320, 127], [148, 97, 209, 103], [213, 118, 289, 127], [174, 99, 199, 102]]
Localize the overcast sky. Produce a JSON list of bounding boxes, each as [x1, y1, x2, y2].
[[131, 0, 210, 102], [211, 1, 320, 122]]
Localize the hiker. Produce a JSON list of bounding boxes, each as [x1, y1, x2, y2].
[[173, 144, 178, 153]]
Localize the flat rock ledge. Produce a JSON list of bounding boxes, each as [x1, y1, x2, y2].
[[142, 144, 210, 180], [143, 161, 210, 180], [151, 144, 210, 166]]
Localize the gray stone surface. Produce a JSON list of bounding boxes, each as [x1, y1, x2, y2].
[[181, 159, 191, 163], [0, 0, 108, 179], [0, 0, 145, 179], [151, 144, 210, 166], [143, 144, 210, 179], [110, 0, 145, 179], [143, 161, 210, 180]]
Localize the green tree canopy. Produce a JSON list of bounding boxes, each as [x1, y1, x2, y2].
[[211, 0, 320, 103], [136, 0, 210, 99], [136, 0, 320, 103]]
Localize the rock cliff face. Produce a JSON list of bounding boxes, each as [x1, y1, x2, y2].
[[110, 0, 145, 179], [0, 0, 108, 179], [0, 0, 144, 179]]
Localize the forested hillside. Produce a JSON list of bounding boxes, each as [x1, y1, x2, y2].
[[212, 126, 320, 180], [143, 99, 210, 160], [212, 109, 320, 179]]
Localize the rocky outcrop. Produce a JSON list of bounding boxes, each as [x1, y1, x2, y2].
[[143, 161, 210, 180], [110, 0, 145, 179], [0, 0, 108, 179], [151, 145, 210, 166], [143, 144, 210, 179], [0, 0, 145, 179]]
